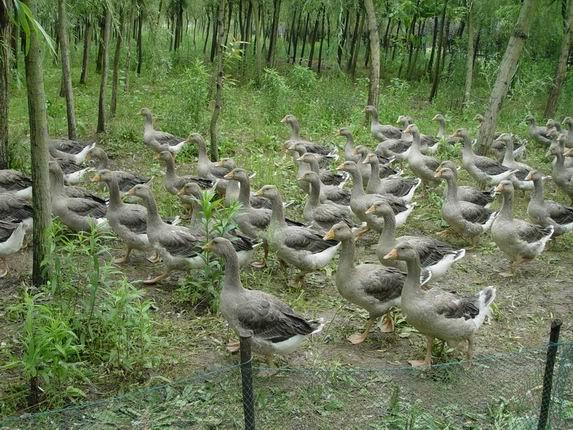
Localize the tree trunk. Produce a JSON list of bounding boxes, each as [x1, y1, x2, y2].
[[291, 8, 302, 63], [210, 7, 218, 62], [10, 21, 18, 70], [543, 0, 573, 118], [429, 1, 448, 102], [57, 0, 77, 139], [427, 15, 438, 80], [80, 19, 91, 84], [210, 0, 226, 161], [203, 15, 211, 54], [124, 7, 133, 92], [23, 0, 52, 288], [349, 11, 364, 79], [364, 0, 380, 108], [390, 19, 401, 61], [463, 1, 477, 107], [96, 18, 104, 73], [318, 9, 325, 74], [97, 7, 112, 133], [299, 12, 310, 64], [337, 7, 349, 67], [476, 0, 537, 151], [136, 12, 143, 75], [0, 3, 9, 169], [307, 11, 320, 69], [287, 9, 296, 60], [111, 9, 124, 117], [347, 10, 361, 72], [266, 0, 281, 66], [253, 0, 263, 80]]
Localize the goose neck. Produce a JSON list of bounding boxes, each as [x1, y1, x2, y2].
[[367, 161, 381, 189], [237, 177, 252, 207], [106, 177, 122, 210], [444, 176, 459, 202], [499, 191, 514, 220], [221, 247, 243, 291], [437, 120, 446, 138], [531, 178, 544, 204], [378, 212, 396, 249], [269, 195, 287, 226], [350, 170, 365, 197], [338, 238, 356, 273]]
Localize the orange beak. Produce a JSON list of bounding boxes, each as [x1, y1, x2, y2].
[[323, 229, 335, 241], [494, 183, 504, 193], [383, 248, 398, 260], [90, 174, 101, 183], [365, 205, 376, 215]]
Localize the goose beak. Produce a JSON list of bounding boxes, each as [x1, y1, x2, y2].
[[365, 205, 376, 215], [431, 115, 438, 121], [524, 172, 533, 181], [403, 125, 412, 134], [154, 153, 160, 160], [215, 160, 224, 167], [254, 188, 263, 197], [202, 241, 213, 252], [335, 163, 345, 171], [564, 148, 573, 156], [126, 187, 135, 196], [335, 130, 342, 136], [494, 183, 503, 194], [543, 175, 552, 181], [223, 172, 233, 180], [90, 174, 101, 183], [280, 116, 288, 124], [176, 187, 186, 196], [323, 229, 335, 241], [362, 107, 368, 113], [296, 156, 304, 162], [383, 248, 398, 260], [434, 170, 442, 178]]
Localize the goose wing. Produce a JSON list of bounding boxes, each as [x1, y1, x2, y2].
[[153, 130, 185, 147], [118, 204, 148, 234], [514, 221, 554, 243], [160, 227, 203, 258], [460, 202, 492, 224], [67, 198, 107, 218], [406, 237, 457, 266], [546, 201, 573, 225], [238, 291, 318, 342], [0, 170, 32, 190], [115, 172, 150, 192], [363, 266, 404, 302], [0, 194, 33, 221], [284, 227, 339, 253], [474, 156, 509, 175], [435, 292, 481, 320]]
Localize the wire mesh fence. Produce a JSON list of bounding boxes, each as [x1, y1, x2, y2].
[[1, 342, 572, 430]]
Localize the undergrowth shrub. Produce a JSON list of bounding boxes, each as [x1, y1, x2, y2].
[[6, 222, 160, 411], [174, 190, 241, 312], [261, 68, 292, 121]]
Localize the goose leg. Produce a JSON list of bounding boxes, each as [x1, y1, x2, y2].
[[143, 270, 170, 285], [147, 250, 161, 263], [258, 354, 279, 377], [0, 258, 7, 278], [114, 246, 132, 264], [348, 318, 375, 344], [354, 225, 370, 241], [379, 312, 395, 333], [294, 271, 307, 285], [466, 337, 474, 361], [251, 240, 268, 269], [436, 227, 454, 237], [226, 340, 240, 352], [409, 335, 433, 367]]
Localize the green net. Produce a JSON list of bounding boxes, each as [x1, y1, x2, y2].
[[1, 342, 572, 430]]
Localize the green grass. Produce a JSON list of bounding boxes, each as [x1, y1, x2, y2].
[[2, 34, 573, 427]]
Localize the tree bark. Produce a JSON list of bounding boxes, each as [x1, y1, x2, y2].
[[429, 1, 448, 102], [57, 0, 77, 139], [307, 11, 320, 69], [349, 11, 364, 79], [111, 9, 125, 117], [291, 8, 302, 63], [97, 7, 111, 133], [80, 19, 91, 84], [136, 11, 143, 75], [463, 1, 477, 107], [253, 0, 263, 80], [364, 0, 380, 108], [317, 9, 325, 74], [299, 12, 310, 64], [210, 0, 226, 161], [476, 0, 537, 151], [96, 18, 104, 73], [543, 0, 573, 118], [0, 3, 10, 169], [266, 0, 281, 66], [210, 6, 218, 62], [337, 7, 349, 67], [427, 15, 438, 80], [23, 0, 52, 288]]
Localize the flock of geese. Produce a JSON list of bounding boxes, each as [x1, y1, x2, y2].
[[1, 106, 572, 368]]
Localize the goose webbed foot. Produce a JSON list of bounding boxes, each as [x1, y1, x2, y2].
[[347, 318, 374, 344], [258, 355, 278, 377], [379, 313, 395, 333], [147, 250, 161, 263], [143, 271, 169, 285], [113, 247, 132, 264], [226, 340, 240, 353], [409, 335, 434, 367]]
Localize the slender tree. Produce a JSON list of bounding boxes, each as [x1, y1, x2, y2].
[[111, 8, 125, 117], [543, 0, 573, 118], [267, 0, 281, 66], [0, 1, 10, 169], [209, 0, 225, 160], [463, 0, 477, 107], [22, 0, 53, 291], [57, 0, 77, 139], [97, 5, 111, 133], [476, 0, 537, 151], [429, 0, 448, 102], [80, 17, 92, 84], [364, 0, 380, 108]]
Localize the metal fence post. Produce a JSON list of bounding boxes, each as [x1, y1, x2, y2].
[[240, 336, 255, 430], [537, 319, 562, 430]]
